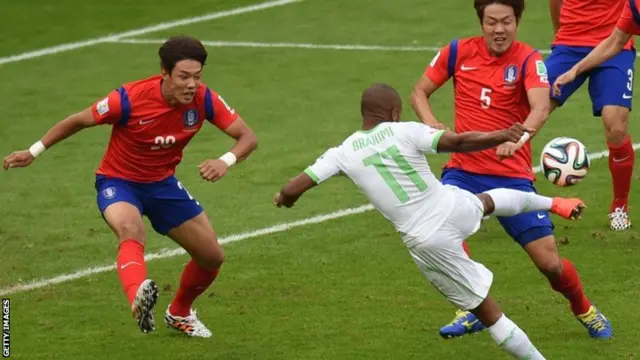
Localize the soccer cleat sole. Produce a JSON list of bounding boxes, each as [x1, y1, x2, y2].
[[134, 279, 159, 334]]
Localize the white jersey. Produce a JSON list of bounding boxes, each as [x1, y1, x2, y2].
[[304, 121, 457, 241]]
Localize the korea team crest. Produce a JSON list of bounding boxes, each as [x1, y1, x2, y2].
[[183, 109, 199, 128], [504, 64, 518, 85], [102, 187, 116, 200]]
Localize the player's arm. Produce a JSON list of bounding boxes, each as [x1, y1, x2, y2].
[[218, 117, 258, 163], [523, 87, 550, 135], [411, 76, 445, 129], [572, 28, 631, 75], [274, 148, 341, 208], [199, 92, 258, 181], [3, 92, 121, 170], [436, 125, 532, 153], [410, 46, 451, 130], [274, 173, 317, 208], [406, 122, 532, 154], [554, 28, 632, 93], [549, 0, 563, 33]]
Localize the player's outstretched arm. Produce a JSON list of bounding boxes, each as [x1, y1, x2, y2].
[[3, 107, 97, 170], [198, 117, 258, 182], [553, 28, 631, 94], [410, 76, 448, 130], [274, 173, 317, 208], [436, 124, 533, 153]]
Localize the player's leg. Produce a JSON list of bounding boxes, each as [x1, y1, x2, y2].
[[409, 190, 546, 358], [588, 49, 635, 230], [496, 182, 612, 339], [470, 297, 545, 360], [95, 176, 158, 333], [545, 45, 589, 113], [437, 170, 489, 337], [477, 188, 584, 219], [145, 176, 220, 338]]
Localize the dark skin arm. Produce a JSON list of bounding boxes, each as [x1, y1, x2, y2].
[[3, 107, 97, 170], [274, 123, 532, 208], [198, 116, 258, 182], [436, 123, 532, 153]]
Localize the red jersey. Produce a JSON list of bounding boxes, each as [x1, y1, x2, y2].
[[91, 75, 238, 183], [617, 0, 640, 34], [553, 0, 633, 49], [425, 37, 549, 181]]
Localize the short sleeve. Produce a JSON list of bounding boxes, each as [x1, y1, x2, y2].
[[404, 122, 445, 154], [205, 89, 239, 130], [424, 44, 453, 87], [524, 52, 550, 90], [617, 1, 640, 35], [304, 147, 342, 184], [91, 89, 124, 125]]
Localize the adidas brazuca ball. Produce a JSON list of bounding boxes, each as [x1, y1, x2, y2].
[[540, 137, 590, 186]]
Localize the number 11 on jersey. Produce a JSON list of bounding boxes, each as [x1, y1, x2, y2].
[[362, 145, 427, 203]]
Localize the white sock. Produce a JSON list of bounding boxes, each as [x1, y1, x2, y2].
[[488, 315, 546, 360], [484, 188, 553, 217]]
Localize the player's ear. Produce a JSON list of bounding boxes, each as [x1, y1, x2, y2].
[[160, 66, 170, 80], [391, 107, 401, 122]]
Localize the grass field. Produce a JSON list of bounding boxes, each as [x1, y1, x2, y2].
[[1, 0, 640, 359]]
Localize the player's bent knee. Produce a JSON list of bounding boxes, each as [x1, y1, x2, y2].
[[103, 202, 146, 242], [113, 222, 146, 243], [524, 235, 563, 276], [535, 256, 563, 277], [194, 245, 224, 270], [602, 107, 630, 144]]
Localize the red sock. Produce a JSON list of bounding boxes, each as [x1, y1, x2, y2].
[[169, 259, 220, 317], [549, 259, 591, 316], [116, 239, 147, 305], [608, 135, 634, 211], [462, 241, 471, 257]]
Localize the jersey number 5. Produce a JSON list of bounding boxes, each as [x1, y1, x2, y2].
[[362, 145, 428, 204], [480, 88, 491, 109]]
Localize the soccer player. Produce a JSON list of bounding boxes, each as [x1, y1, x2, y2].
[[3, 36, 258, 338], [274, 83, 587, 360], [410, 0, 612, 339], [546, 0, 634, 231]]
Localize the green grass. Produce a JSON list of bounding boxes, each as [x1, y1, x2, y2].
[[1, 0, 639, 359]]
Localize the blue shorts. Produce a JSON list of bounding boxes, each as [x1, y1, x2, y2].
[[545, 45, 636, 116], [95, 175, 203, 235], [441, 168, 554, 247]]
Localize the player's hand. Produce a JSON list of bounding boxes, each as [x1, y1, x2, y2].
[[504, 123, 535, 143], [198, 159, 228, 182], [496, 141, 523, 160], [3, 150, 35, 170], [273, 192, 294, 208], [552, 68, 578, 96]]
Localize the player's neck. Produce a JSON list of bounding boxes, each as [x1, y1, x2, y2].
[[361, 117, 386, 131], [160, 79, 180, 107]]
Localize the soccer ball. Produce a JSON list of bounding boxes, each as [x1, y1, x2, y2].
[[540, 137, 590, 186]]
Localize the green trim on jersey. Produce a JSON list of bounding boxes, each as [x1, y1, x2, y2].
[[304, 168, 320, 183], [431, 130, 445, 152]]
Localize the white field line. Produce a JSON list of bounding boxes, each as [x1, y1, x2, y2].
[[115, 39, 640, 59], [113, 39, 451, 52], [0, 0, 303, 66], [114, 39, 557, 54], [2, 144, 638, 296]]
